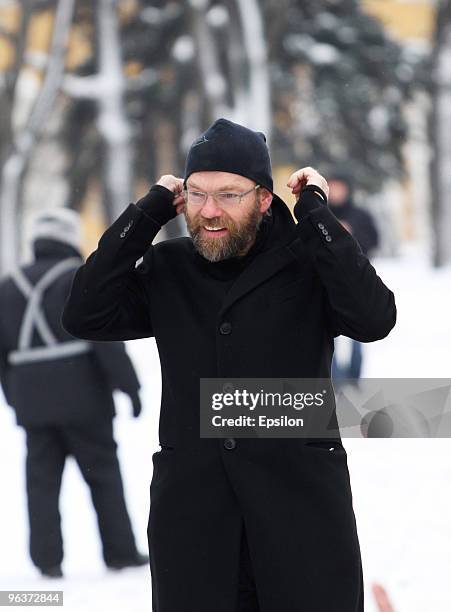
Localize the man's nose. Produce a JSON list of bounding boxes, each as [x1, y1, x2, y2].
[[201, 195, 222, 218]]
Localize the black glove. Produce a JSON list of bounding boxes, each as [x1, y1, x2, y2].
[[135, 184, 178, 227], [129, 392, 142, 418]]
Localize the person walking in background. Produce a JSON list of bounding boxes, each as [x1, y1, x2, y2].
[[0, 208, 148, 578], [327, 167, 380, 381]]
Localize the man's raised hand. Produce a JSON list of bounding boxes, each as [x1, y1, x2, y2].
[[287, 167, 329, 200], [156, 175, 186, 215]]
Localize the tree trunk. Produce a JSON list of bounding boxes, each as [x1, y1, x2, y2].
[[0, 0, 75, 276], [96, 0, 133, 223], [234, 0, 271, 138], [429, 0, 451, 267]]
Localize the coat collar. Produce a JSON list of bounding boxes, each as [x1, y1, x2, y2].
[[215, 194, 301, 316]]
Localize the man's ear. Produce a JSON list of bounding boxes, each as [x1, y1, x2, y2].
[[259, 188, 273, 214]]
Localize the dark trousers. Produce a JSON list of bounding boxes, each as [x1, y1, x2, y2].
[[25, 420, 138, 569], [235, 527, 259, 612], [332, 339, 363, 380]]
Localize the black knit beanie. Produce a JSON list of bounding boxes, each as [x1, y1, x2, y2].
[[184, 118, 274, 192]]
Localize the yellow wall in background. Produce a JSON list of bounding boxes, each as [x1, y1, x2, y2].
[[27, 10, 53, 53], [273, 165, 298, 219], [79, 181, 107, 259], [363, 0, 435, 41], [0, 3, 20, 71]]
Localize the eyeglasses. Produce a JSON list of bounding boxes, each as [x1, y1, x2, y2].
[[182, 184, 260, 207]]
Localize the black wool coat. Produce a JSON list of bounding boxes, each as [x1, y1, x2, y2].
[[0, 239, 141, 428], [62, 188, 396, 612]]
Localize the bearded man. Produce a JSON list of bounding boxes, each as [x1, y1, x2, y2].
[[62, 118, 396, 612]]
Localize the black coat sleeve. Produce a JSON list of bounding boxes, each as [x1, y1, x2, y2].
[[293, 190, 397, 343], [61, 202, 163, 342]]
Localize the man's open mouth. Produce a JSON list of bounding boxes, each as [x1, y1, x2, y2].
[[202, 226, 228, 236]]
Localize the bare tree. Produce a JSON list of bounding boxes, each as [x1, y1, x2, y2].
[[0, 0, 75, 276], [186, 0, 271, 137], [63, 0, 133, 224], [233, 0, 271, 136], [428, 0, 451, 267], [188, 0, 230, 120]]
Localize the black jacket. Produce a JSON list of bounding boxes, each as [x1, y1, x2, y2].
[[62, 187, 396, 611], [330, 198, 379, 256], [0, 239, 141, 428]]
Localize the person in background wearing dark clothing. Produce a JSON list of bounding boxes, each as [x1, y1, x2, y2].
[[0, 208, 149, 578], [327, 168, 380, 381]]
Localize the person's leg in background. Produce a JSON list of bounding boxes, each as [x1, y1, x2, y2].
[[25, 426, 66, 576], [332, 336, 348, 388], [349, 340, 363, 380], [63, 419, 147, 568], [332, 353, 345, 380]]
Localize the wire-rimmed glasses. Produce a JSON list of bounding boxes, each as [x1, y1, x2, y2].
[[182, 184, 260, 207]]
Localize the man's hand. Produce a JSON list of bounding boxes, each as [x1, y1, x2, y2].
[[156, 175, 186, 215], [287, 167, 329, 200]]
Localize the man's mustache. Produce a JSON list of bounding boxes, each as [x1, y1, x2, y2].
[[190, 216, 235, 232]]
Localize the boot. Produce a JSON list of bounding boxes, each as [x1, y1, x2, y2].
[[106, 552, 149, 570], [40, 565, 63, 578]]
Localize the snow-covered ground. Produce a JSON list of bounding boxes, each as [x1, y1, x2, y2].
[[1, 251, 450, 611]]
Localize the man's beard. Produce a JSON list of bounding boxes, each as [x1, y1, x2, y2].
[[185, 200, 264, 262]]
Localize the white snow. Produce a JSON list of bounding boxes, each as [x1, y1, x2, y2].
[[172, 35, 196, 63], [309, 42, 341, 66], [206, 5, 229, 28], [1, 251, 450, 611]]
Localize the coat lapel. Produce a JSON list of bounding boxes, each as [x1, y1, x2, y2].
[[219, 195, 302, 316], [219, 244, 297, 316]]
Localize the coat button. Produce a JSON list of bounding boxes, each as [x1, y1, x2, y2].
[[321, 228, 328, 235], [317, 222, 325, 229], [219, 321, 232, 335], [325, 235, 332, 242], [224, 438, 236, 450]]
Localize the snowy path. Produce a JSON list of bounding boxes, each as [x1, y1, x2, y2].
[[1, 254, 450, 611]]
